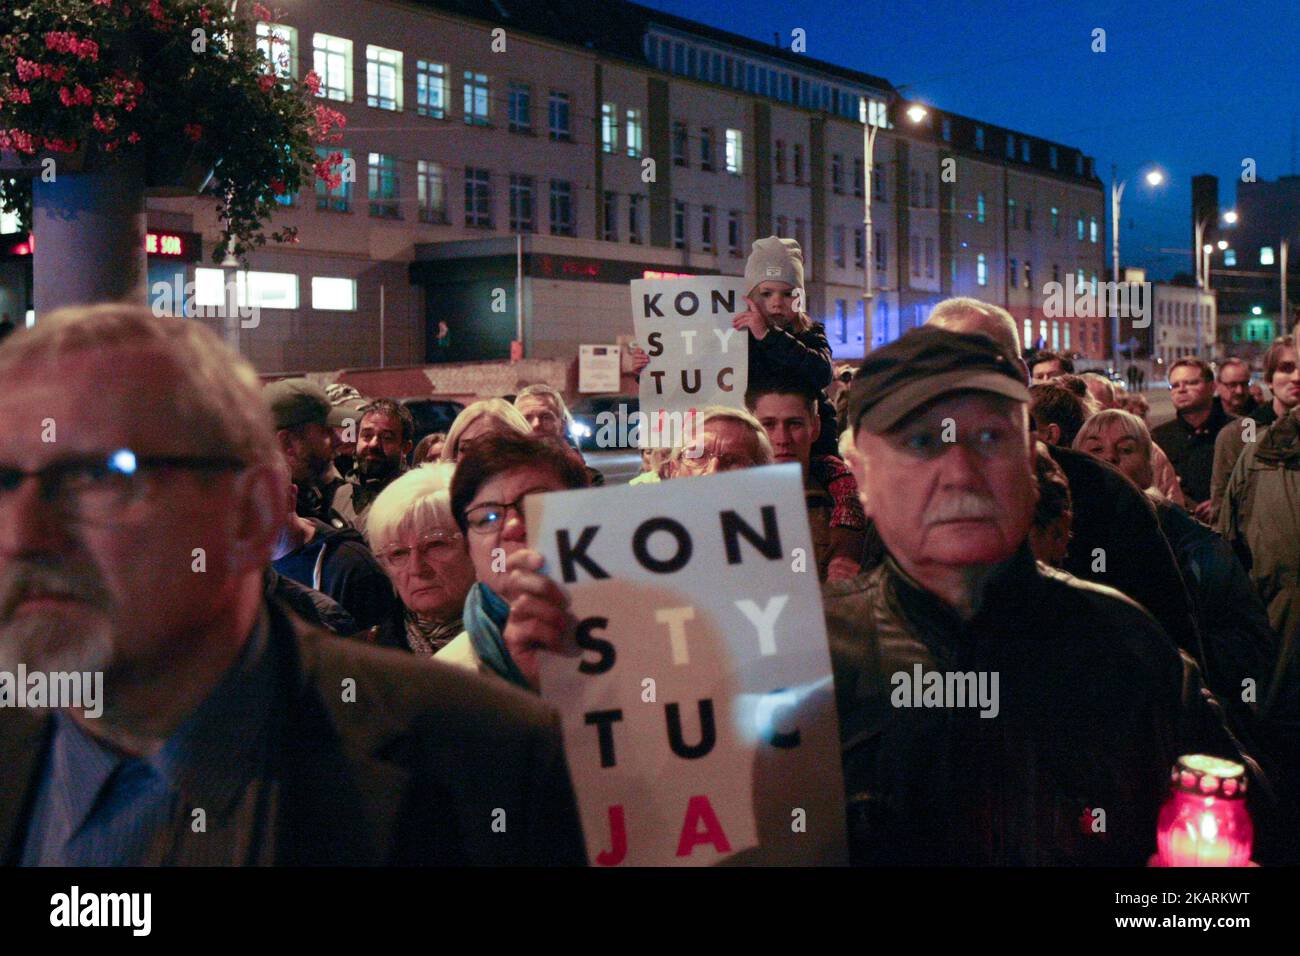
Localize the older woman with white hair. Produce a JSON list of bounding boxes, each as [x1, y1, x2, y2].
[[439, 398, 532, 463], [365, 462, 477, 653], [1073, 409, 1276, 714]]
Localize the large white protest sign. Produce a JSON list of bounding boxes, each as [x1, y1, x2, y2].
[[632, 276, 751, 447], [532, 464, 847, 866]]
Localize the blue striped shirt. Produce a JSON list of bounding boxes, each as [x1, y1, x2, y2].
[[21, 614, 277, 866]]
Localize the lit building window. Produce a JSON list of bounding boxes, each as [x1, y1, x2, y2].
[[463, 71, 490, 126], [312, 34, 352, 102], [257, 23, 297, 79], [311, 277, 356, 311], [625, 109, 643, 158], [977, 253, 988, 286], [1260, 246, 1275, 265], [601, 103, 618, 153], [366, 45, 402, 111], [417, 61, 448, 119], [725, 129, 743, 174]]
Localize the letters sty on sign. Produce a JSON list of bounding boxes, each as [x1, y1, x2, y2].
[[631, 276, 752, 431], [532, 465, 847, 866]]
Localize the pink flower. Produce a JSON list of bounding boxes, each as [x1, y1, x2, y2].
[[92, 111, 117, 133], [252, 3, 274, 21], [57, 85, 93, 107], [126, 131, 141, 144], [303, 70, 321, 96], [198, 7, 212, 24], [6, 87, 32, 104], [258, 73, 276, 93], [15, 59, 40, 83], [184, 123, 203, 143]]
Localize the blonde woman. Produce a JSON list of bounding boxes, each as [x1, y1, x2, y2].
[[439, 398, 531, 463]]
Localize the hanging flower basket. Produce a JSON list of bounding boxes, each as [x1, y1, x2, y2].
[[0, 0, 347, 264]]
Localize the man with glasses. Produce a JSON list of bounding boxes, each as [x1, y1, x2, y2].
[[1151, 357, 1237, 517], [0, 304, 586, 866], [661, 406, 774, 479]]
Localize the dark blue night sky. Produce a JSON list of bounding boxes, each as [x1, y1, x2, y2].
[[639, 0, 1300, 280]]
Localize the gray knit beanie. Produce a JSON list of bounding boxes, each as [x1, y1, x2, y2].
[[744, 236, 804, 292]]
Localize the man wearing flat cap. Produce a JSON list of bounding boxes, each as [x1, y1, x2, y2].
[[828, 326, 1263, 865], [264, 378, 358, 528]]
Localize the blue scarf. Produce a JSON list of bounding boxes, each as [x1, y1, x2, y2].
[[463, 582, 531, 690]]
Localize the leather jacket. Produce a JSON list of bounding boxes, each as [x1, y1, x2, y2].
[[824, 545, 1261, 866]]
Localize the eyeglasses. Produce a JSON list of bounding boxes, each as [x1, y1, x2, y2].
[[0, 449, 248, 525], [463, 487, 551, 534], [377, 531, 464, 570], [677, 449, 752, 473]]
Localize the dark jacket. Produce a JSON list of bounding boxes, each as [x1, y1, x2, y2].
[[273, 519, 398, 631], [824, 546, 1261, 866], [0, 598, 588, 866], [1151, 398, 1237, 505], [1152, 496, 1277, 715], [748, 321, 840, 456], [1050, 445, 1201, 656], [265, 568, 359, 637]]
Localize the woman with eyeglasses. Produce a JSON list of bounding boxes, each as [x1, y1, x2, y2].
[[366, 462, 477, 653], [438, 432, 591, 690]]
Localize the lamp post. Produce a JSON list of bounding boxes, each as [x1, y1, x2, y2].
[[862, 96, 927, 350], [1111, 164, 1165, 368]]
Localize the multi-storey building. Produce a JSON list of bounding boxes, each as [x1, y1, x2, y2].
[[1197, 173, 1299, 361], [0, 0, 1108, 373]]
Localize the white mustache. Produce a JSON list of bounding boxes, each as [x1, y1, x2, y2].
[[0, 560, 110, 622], [925, 494, 998, 526]]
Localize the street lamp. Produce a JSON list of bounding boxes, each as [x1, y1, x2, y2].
[[1223, 210, 1238, 225], [863, 96, 927, 349], [1111, 163, 1165, 367]]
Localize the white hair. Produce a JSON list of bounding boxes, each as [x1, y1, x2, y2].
[[665, 405, 774, 469], [366, 461, 459, 554], [1072, 408, 1152, 464], [440, 398, 532, 461], [926, 297, 1022, 359], [515, 383, 574, 429]]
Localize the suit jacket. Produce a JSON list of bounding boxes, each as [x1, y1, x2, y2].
[[0, 599, 589, 866]]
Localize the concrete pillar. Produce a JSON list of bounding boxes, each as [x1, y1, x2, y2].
[[31, 154, 147, 317]]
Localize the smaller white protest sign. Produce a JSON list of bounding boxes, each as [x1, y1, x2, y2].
[[579, 344, 622, 393], [532, 464, 847, 866], [631, 276, 751, 447]]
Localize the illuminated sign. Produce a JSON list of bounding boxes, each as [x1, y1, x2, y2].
[[1, 230, 199, 261], [642, 270, 695, 280], [146, 232, 186, 257]]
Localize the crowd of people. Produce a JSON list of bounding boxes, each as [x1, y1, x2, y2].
[[0, 233, 1297, 866]]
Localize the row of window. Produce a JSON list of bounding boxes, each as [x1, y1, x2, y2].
[[190, 269, 356, 311], [969, 193, 1098, 242], [666, 122, 746, 174], [970, 255, 1099, 293], [644, 30, 887, 121]]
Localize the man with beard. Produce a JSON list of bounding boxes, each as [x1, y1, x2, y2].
[[345, 399, 415, 538], [265, 378, 355, 529], [0, 304, 586, 866]]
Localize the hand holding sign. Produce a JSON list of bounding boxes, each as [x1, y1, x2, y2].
[[731, 296, 769, 341], [499, 548, 578, 690]]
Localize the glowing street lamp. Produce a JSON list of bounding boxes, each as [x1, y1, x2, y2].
[[1222, 209, 1238, 225], [862, 96, 929, 347], [1111, 163, 1166, 365]]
